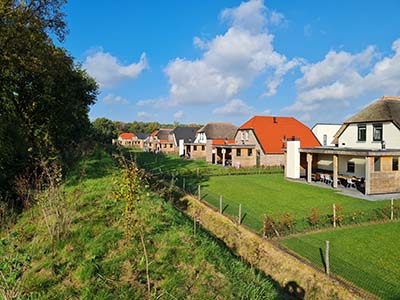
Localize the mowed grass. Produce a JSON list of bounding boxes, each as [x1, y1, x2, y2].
[[201, 174, 389, 231], [281, 222, 400, 300]]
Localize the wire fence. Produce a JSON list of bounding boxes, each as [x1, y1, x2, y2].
[[281, 237, 400, 300], [126, 149, 400, 299]]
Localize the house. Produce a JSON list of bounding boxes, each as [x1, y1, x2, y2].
[[144, 129, 174, 152], [215, 116, 320, 167], [117, 132, 135, 147], [171, 126, 200, 156], [132, 133, 149, 148], [312, 123, 342, 146], [286, 96, 400, 195], [185, 122, 237, 161]]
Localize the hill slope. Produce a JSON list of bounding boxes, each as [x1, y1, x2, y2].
[[0, 149, 279, 300]]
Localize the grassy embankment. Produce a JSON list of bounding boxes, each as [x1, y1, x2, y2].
[[0, 149, 280, 300]]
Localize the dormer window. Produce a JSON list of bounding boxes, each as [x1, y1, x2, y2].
[[373, 124, 383, 141], [357, 124, 366, 142]]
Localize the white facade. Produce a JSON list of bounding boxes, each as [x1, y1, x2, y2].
[[338, 122, 400, 149], [286, 141, 300, 179], [194, 132, 207, 143], [312, 124, 341, 146]]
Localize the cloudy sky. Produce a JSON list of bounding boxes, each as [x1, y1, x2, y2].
[[63, 0, 400, 126]]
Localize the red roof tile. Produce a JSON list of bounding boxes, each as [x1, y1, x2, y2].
[[119, 132, 135, 140], [212, 139, 235, 145], [239, 116, 320, 154]]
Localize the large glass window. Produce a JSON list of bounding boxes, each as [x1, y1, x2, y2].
[[373, 124, 383, 141], [236, 149, 241, 157], [358, 124, 366, 142], [248, 149, 253, 156], [347, 161, 355, 173]]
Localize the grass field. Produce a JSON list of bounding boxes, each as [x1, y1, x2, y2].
[[201, 174, 390, 232], [126, 149, 282, 177], [281, 222, 400, 300]]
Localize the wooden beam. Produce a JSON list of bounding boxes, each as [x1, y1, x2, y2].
[[306, 153, 312, 183], [333, 154, 338, 188]]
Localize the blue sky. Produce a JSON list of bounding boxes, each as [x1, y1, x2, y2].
[[62, 0, 400, 126]]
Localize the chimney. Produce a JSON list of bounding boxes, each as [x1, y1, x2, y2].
[[273, 117, 277, 123]]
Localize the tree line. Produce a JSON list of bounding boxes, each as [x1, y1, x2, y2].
[[92, 118, 204, 144], [0, 0, 97, 204]]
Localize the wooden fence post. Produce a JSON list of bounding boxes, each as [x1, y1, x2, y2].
[[333, 204, 336, 228], [198, 185, 201, 201], [325, 240, 330, 275], [238, 204, 242, 224], [219, 195, 223, 214], [391, 198, 394, 220]]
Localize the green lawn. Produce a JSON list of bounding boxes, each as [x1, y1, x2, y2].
[[281, 222, 400, 300], [127, 149, 282, 177], [201, 174, 391, 232]]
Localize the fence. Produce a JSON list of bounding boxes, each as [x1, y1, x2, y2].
[[281, 236, 400, 300]]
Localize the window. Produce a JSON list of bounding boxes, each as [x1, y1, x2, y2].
[[248, 149, 253, 156], [393, 157, 399, 171], [201, 145, 205, 151], [245, 131, 249, 141], [373, 124, 383, 141], [193, 145, 197, 151], [170, 144, 173, 148], [374, 157, 381, 172], [240, 131, 244, 140], [236, 149, 241, 157], [323, 134, 328, 146], [357, 124, 366, 142], [347, 161, 355, 173]]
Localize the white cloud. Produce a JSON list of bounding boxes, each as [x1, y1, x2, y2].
[[284, 39, 400, 120], [173, 110, 184, 119], [136, 97, 172, 109], [83, 50, 148, 88], [262, 109, 272, 114], [213, 99, 254, 116], [164, 0, 298, 106], [137, 111, 156, 119], [102, 94, 128, 105]]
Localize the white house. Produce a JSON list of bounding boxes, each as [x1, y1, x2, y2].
[[312, 123, 341, 146], [286, 96, 400, 195]]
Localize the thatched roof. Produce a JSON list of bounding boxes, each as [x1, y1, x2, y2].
[[333, 96, 400, 143], [197, 122, 237, 140]]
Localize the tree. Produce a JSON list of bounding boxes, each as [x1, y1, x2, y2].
[[92, 118, 117, 144], [0, 0, 98, 201]]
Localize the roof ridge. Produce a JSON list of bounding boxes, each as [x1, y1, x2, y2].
[[381, 95, 400, 101]]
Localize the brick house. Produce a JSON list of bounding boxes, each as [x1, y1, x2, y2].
[[184, 122, 237, 161], [216, 116, 320, 167], [132, 133, 149, 148], [117, 132, 135, 147]]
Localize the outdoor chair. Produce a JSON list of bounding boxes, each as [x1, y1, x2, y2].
[[320, 174, 325, 183], [346, 178, 356, 188], [325, 175, 332, 185]]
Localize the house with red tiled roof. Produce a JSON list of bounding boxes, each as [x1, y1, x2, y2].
[[143, 129, 174, 152], [215, 116, 320, 167], [117, 132, 135, 147]]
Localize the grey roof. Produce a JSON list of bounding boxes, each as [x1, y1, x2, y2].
[[135, 133, 149, 140], [197, 122, 238, 139], [345, 96, 400, 126], [156, 128, 173, 141], [172, 126, 200, 143]]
